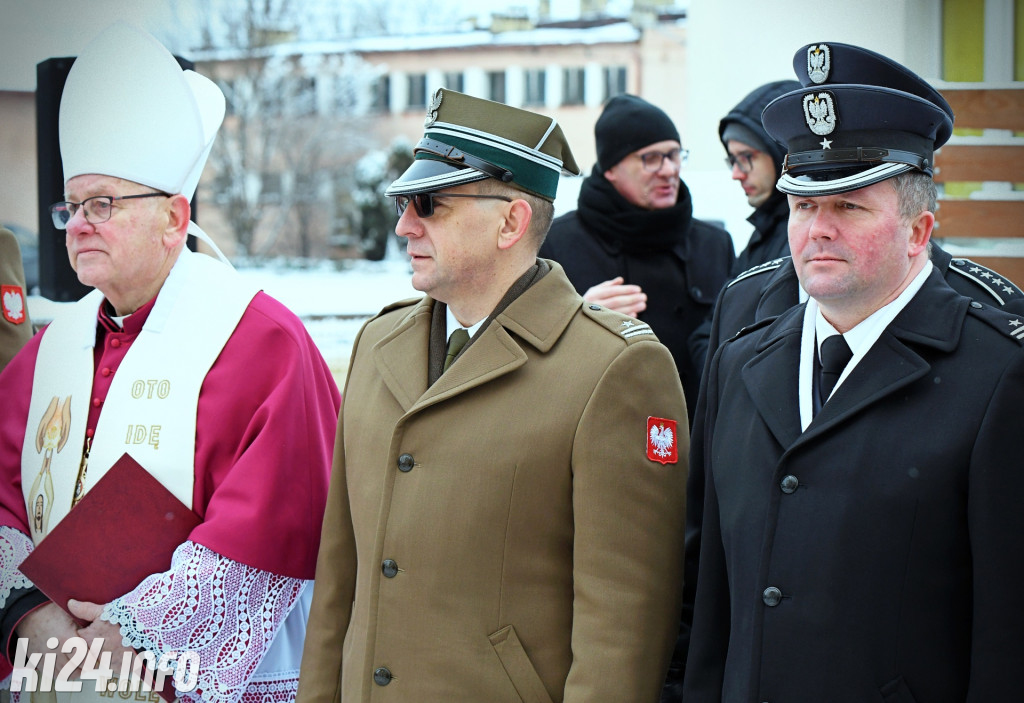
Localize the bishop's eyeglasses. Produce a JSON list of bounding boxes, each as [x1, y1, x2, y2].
[[50, 192, 169, 230]]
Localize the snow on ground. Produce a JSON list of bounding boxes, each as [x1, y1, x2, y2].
[[235, 257, 420, 384]]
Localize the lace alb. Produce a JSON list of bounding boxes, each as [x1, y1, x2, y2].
[[0, 526, 35, 610], [102, 541, 306, 703]]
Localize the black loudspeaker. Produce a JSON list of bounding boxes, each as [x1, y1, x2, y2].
[[35, 55, 197, 302]]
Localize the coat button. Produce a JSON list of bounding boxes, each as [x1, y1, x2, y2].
[[763, 586, 782, 607], [373, 667, 392, 686], [110, 338, 121, 348], [382, 559, 399, 578], [589, 304, 601, 311], [970, 301, 983, 309], [780, 475, 799, 494], [397, 453, 415, 472]]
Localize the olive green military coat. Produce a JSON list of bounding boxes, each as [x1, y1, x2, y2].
[[0, 228, 33, 371], [298, 262, 687, 703]]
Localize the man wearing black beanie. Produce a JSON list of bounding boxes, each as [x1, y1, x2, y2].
[[540, 94, 734, 424]]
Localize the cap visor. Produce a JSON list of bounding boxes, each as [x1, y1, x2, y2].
[[384, 158, 489, 197], [777, 162, 913, 197]]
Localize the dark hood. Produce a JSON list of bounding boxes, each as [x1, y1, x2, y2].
[[719, 80, 801, 179]]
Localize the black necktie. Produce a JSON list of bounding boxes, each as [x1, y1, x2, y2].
[[443, 328, 470, 372], [818, 334, 853, 405]]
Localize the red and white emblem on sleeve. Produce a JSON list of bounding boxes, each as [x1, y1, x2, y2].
[[1, 285, 26, 324], [646, 416, 678, 465]]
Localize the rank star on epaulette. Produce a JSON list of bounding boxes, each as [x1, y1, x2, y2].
[[1, 285, 26, 324], [646, 417, 678, 465], [1010, 319, 1024, 340]]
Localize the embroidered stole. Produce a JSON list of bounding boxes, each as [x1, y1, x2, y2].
[[22, 249, 259, 541]]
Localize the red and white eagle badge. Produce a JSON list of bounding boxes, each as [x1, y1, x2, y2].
[[1, 285, 26, 325], [646, 417, 678, 465]]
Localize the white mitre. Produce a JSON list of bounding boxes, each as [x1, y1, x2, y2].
[[59, 22, 229, 258]]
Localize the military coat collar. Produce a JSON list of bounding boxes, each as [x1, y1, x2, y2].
[[371, 260, 582, 415]]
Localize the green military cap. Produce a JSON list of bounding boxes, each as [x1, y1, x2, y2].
[[385, 88, 580, 202]]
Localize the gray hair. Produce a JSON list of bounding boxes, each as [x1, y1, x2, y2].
[[476, 179, 555, 249], [890, 171, 937, 222]]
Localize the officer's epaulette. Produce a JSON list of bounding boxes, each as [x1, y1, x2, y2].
[[727, 256, 789, 288], [581, 303, 657, 343], [377, 297, 421, 315], [965, 301, 1024, 345], [947, 258, 1023, 307]]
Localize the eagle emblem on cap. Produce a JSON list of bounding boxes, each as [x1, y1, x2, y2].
[[803, 92, 837, 136], [807, 44, 831, 84], [424, 89, 443, 128]]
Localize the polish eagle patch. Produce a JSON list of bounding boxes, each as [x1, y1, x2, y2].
[[803, 92, 837, 136], [807, 43, 831, 84], [647, 417, 678, 465], [2, 285, 26, 324]]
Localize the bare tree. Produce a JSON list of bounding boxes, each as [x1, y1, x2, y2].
[[172, 0, 384, 259], [165, 0, 497, 260]]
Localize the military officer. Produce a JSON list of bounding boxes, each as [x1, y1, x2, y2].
[[704, 41, 1023, 350], [0, 227, 33, 370], [682, 43, 1024, 702], [298, 89, 688, 703], [663, 45, 1024, 701]]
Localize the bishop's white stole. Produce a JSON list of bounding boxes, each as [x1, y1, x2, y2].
[[19, 249, 258, 702]]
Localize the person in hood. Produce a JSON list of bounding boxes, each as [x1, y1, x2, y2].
[[720, 80, 800, 274]]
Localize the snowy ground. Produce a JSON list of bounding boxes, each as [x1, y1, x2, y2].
[[236, 257, 419, 383]]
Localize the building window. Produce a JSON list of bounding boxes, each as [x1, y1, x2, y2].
[[334, 74, 357, 112], [603, 66, 627, 100], [562, 67, 585, 105], [524, 69, 546, 106], [444, 71, 464, 92], [488, 70, 506, 103], [288, 76, 317, 116], [370, 75, 390, 114], [407, 73, 427, 109]]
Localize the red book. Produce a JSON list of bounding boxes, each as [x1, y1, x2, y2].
[[20, 452, 200, 623]]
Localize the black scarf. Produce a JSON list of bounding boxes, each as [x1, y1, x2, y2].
[[575, 165, 694, 254]]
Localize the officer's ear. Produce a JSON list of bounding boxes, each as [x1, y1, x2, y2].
[[497, 198, 533, 251], [906, 209, 934, 257]]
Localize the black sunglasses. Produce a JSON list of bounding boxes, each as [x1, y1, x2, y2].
[[394, 191, 513, 218]]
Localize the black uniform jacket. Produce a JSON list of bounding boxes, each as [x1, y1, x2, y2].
[[683, 268, 1024, 702], [708, 243, 1024, 352], [661, 244, 1024, 701]]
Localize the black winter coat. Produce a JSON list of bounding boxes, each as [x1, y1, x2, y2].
[[540, 173, 734, 422], [731, 193, 790, 276], [661, 243, 1024, 701], [684, 268, 1024, 701]]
